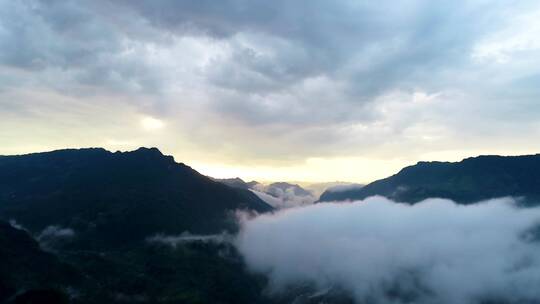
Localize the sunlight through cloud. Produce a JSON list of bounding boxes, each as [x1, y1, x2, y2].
[[140, 116, 165, 131]]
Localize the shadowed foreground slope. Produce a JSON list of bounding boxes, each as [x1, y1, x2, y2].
[[0, 148, 278, 304]]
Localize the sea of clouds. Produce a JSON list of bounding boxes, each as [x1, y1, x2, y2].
[[236, 196, 540, 304]]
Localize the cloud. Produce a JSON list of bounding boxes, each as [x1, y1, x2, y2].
[[250, 189, 315, 209], [250, 183, 316, 209], [8, 219, 26, 231], [140, 116, 165, 131], [146, 232, 231, 248], [0, 0, 141, 91], [37, 225, 75, 240], [236, 197, 540, 303], [2, 0, 540, 177], [250, 190, 285, 208], [36, 225, 75, 250]]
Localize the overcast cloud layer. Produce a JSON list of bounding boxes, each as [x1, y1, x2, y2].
[[1, 0, 540, 181], [237, 197, 540, 303]]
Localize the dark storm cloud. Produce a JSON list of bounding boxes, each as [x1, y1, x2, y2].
[[111, 0, 503, 94], [0, 1, 117, 69], [0, 0, 165, 95], [0, 0, 502, 98]]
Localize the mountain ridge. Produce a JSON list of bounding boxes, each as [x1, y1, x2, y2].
[[319, 153, 540, 204], [0, 147, 272, 250]]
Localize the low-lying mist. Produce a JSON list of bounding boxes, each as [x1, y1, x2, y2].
[[249, 183, 317, 209], [236, 197, 540, 304]]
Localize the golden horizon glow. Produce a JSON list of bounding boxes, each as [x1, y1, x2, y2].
[[2, 140, 540, 184], [187, 147, 540, 184]]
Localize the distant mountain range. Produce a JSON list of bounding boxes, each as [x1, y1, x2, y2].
[[302, 181, 364, 197], [319, 154, 540, 205], [215, 178, 316, 208]]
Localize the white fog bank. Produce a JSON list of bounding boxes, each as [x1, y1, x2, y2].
[[236, 197, 540, 304]]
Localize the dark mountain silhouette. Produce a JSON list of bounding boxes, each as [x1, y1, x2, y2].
[[215, 177, 253, 190], [319, 154, 540, 204], [0, 148, 280, 304], [0, 147, 272, 250], [215, 177, 262, 190], [0, 221, 77, 303], [0, 219, 277, 304]]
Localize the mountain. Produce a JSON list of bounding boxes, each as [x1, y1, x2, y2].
[[265, 182, 312, 197], [215, 177, 252, 190], [0, 221, 78, 303], [215, 178, 261, 191], [0, 148, 279, 304], [0, 218, 276, 304], [319, 154, 540, 204], [302, 182, 362, 197], [0, 147, 272, 250], [216, 178, 316, 208]]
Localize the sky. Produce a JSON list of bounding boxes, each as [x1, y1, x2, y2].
[[1, 0, 540, 183]]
